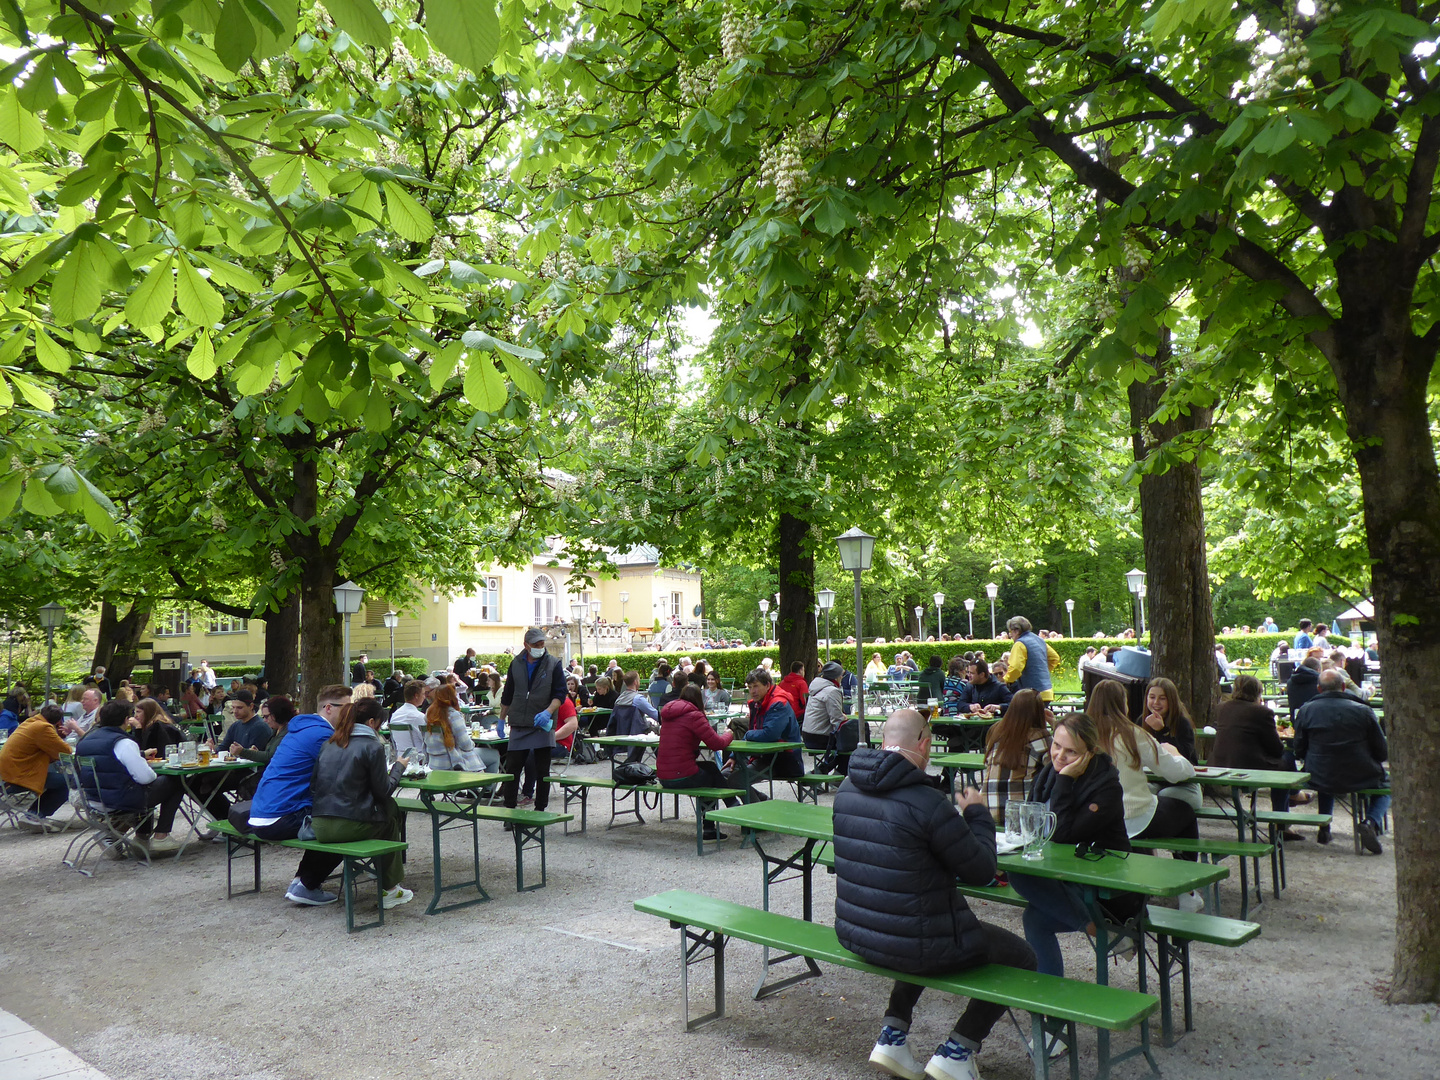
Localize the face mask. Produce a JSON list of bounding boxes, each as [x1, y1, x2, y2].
[[528, 646, 546, 659]]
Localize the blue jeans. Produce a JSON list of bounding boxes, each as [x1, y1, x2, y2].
[[1008, 873, 1092, 977], [1317, 788, 1391, 829]]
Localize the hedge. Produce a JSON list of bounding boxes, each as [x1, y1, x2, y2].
[[466, 631, 1347, 684]]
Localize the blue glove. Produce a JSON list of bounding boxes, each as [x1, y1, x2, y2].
[[534, 709, 553, 731]]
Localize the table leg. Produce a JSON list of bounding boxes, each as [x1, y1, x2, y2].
[[752, 836, 823, 999]]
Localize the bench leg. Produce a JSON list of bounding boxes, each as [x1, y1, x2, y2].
[[608, 786, 645, 828], [1180, 939, 1194, 1034], [752, 837, 823, 999], [677, 925, 726, 1031], [1154, 934, 1176, 1046], [514, 823, 546, 892], [225, 835, 261, 898]]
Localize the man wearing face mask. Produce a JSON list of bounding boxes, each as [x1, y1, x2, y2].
[[833, 709, 1037, 1080], [498, 628, 566, 813]]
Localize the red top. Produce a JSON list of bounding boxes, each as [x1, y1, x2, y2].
[[555, 696, 578, 751], [778, 673, 810, 713], [657, 699, 734, 780]]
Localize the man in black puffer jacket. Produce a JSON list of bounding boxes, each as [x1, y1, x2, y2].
[[834, 710, 1036, 1080]]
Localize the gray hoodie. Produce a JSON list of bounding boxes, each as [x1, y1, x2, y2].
[[802, 675, 845, 737]]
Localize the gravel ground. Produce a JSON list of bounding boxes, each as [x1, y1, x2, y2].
[[2, 767, 1437, 1080]]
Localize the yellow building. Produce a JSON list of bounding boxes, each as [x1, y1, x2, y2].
[[141, 542, 703, 671]]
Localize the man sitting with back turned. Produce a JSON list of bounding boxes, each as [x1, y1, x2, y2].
[[834, 709, 1037, 1080], [1294, 669, 1390, 852]]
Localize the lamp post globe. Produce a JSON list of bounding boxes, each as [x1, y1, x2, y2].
[[382, 610, 399, 677], [984, 583, 998, 639], [933, 593, 945, 639], [835, 527, 876, 746], [331, 581, 364, 685], [1064, 598, 1075, 639], [817, 588, 836, 661], [38, 601, 65, 702], [964, 597, 975, 637]]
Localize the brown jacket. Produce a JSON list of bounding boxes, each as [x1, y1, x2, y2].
[[1208, 699, 1286, 771], [0, 717, 72, 793]]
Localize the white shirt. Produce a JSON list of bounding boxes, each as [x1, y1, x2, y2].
[[112, 735, 158, 784], [200, 665, 217, 689], [388, 702, 427, 754], [75, 708, 99, 734]]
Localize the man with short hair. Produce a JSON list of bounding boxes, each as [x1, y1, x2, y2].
[[382, 668, 405, 709], [1293, 619, 1314, 651], [1262, 616, 1279, 633], [961, 662, 1012, 716], [64, 688, 102, 737], [733, 668, 804, 794], [455, 647, 479, 691], [350, 653, 368, 686], [76, 700, 185, 856], [834, 709, 1036, 1080], [197, 660, 217, 690], [240, 684, 353, 905], [779, 660, 810, 713], [1002, 616, 1061, 702], [388, 680, 428, 756], [1078, 646, 1099, 681], [1295, 669, 1390, 851]]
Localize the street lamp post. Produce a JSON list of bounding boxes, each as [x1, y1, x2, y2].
[[619, 590, 629, 626], [758, 597, 770, 644], [331, 581, 364, 685], [770, 611, 778, 643], [1125, 568, 1146, 636], [914, 604, 925, 640], [1065, 599, 1075, 639], [933, 593, 945, 640], [817, 588, 836, 661], [570, 601, 587, 669], [1137, 582, 1148, 637], [836, 527, 875, 747], [985, 582, 999, 639], [964, 598, 975, 638], [382, 610, 399, 677], [37, 602, 65, 703], [591, 599, 602, 655]]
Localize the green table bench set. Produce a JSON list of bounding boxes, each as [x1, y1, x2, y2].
[[543, 773, 747, 856]]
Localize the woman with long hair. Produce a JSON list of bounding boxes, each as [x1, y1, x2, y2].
[[131, 698, 185, 757], [423, 682, 492, 771], [942, 655, 968, 717], [980, 689, 1051, 827], [1141, 677, 1198, 763], [311, 698, 411, 908]]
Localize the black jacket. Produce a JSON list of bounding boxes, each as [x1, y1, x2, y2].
[[310, 726, 404, 823], [1294, 691, 1387, 792], [1287, 665, 1320, 716], [1028, 753, 1130, 852], [960, 678, 1013, 713], [833, 748, 997, 974]]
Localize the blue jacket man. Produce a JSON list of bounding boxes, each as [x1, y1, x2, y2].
[[740, 668, 804, 780]]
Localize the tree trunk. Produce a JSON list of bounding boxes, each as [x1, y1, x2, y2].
[[264, 595, 300, 700], [289, 453, 341, 712], [1128, 328, 1219, 729], [1331, 321, 1440, 1003], [776, 511, 818, 678], [90, 598, 151, 683]]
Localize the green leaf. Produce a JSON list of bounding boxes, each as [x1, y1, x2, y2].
[[7, 370, 52, 410], [214, 0, 258, 73], [463, 355, 507, 412], [427, 0, 499, 73], [188, 331, 217, 378], [177, 256, 225, 326], [429, 341, 463, 393], [0, 86, 44, 153], [125, 255, 176, 328], [33, 327, 71, 372], [385, 182, 435, 242], [50, 245, 102, 325], [21, 477, 62, 516], [499, 353, 545, 400], [324, 0, 390, 47], [0, 473, 21, 519]]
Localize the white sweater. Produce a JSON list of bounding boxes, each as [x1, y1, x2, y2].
[[1114, 731, 1195, 836]]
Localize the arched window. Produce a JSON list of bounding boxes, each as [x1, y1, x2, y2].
[[533, 574, 556, 625]]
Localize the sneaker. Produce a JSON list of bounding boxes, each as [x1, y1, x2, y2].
[[518, 796, 534, 808], [17, 812, 46, 833], [925, 1037, 980, 1080], [1317, 825, 1332, 845], [1178, 890, 1205, 914], [1026, 1029, 1068, 1061], [1358, 818, 1383, 855], [381, 885, 414, 909], [202, 828, 227, 844], [869, 1026, 924, 1080], [143, 837, 181, 857], [285, 881, 339, 906]]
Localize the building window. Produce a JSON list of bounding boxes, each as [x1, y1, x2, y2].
[[154, 611, 190, 637], [208, 616, 248, 634], [672, 592, 683, 619], [363, 599, 393, 627], [481, 577, 501, 623], [533, 574, 556, 625]]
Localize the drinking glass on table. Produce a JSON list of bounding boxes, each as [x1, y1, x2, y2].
[[1020, 803, 1056, 861]]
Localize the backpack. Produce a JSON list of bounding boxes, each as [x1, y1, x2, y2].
[[612, 760, 656, 786]]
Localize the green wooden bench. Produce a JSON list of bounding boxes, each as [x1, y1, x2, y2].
[[393, 798, 570, 892], [1340, 787, 1391, 854], [792, 773, 843, 804], [1133, 836, 1273, 919], [208, 818, 408, 933], [636, 889, 1158, 1080], [1143, 905, 1260, 1046], [544, 775, 743, 855], [1196, 804, 1332, 893]]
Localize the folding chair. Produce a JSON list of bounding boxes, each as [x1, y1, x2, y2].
[[59, 756, 156, 875], [0, 783, 38, 828]]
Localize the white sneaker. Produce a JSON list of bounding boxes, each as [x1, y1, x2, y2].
[[1027, 1029, 1068, 1060], [1178, 890, 1205, 913], [869, 1026, 925, 1080], [924, 1039, 981, 1080], [381, 885, 414, 909]]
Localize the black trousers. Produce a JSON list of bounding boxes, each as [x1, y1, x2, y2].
[[1135, 796, 1199, 861], [884, 920, 1037, 1046], [661, 761, 743, 809], [503, 747, 551, 811]]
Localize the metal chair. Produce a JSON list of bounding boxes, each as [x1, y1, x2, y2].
[[0, 783, 38, 828], [58, 756, 156, 875]]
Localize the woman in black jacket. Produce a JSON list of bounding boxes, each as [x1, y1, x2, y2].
[[311, 698, 412, 909], [1008, 713, 1129, 979]]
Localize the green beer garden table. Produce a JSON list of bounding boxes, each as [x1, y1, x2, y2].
[[152, 759, 259, 857], [395, 770, 510, 915]]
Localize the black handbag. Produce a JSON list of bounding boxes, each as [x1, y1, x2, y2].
[[612, 760, 656, 785]]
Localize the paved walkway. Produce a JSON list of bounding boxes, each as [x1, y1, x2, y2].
[[0, 1009, 109, 1080]]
